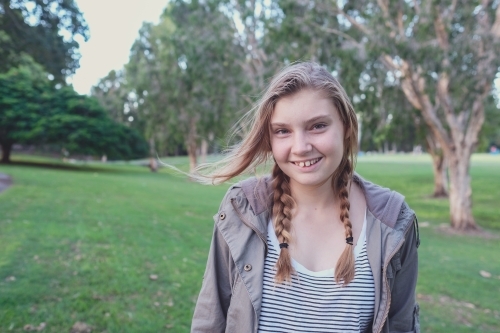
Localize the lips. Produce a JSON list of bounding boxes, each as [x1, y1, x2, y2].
[[292, 157, 321, 168]]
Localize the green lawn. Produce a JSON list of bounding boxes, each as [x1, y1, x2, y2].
[[0, 154, 499, 332]]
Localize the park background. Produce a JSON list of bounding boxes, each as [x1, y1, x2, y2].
[[1, 0, 500, 332]]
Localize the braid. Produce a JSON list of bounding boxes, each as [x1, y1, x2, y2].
[[334, 161, 355, 285], [272, 163, 295, 283]]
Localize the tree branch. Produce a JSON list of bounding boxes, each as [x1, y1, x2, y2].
[[382, 55, 452, 148], [376, 0, 399, 33], [433, 9, 450, 51], [376, 0, 389, 17], [334, 6, 371, 36], [412, 0, 420, 16], [491, 1, 500, 37], [397, 1, 406, 39], [464, 90, 488, 155], [447, 0, 459, 21], [310, 22, 361, 45], [436, 72, 464, 146]]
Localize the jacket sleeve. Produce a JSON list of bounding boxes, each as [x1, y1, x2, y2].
[[388, 216, 420, 333], [191, 220, 235, 333]]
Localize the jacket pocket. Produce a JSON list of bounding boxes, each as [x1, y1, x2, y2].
[[386, 252, 402, 292], [390, 303, 420, 333], [225, 274, 254, 333]]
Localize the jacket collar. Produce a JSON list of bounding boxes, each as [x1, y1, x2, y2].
[[239, 173, 405, 230]]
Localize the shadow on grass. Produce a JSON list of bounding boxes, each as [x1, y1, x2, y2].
[[0, 160, 145, 174]]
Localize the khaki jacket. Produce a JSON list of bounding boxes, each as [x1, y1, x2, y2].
[[191, 174, 420, 333]]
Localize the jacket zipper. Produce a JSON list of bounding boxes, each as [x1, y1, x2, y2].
[[230, 198, 268, 255], [374, 214, 416, 333]]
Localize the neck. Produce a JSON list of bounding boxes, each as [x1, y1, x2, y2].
[[289, 178, 338, 211]]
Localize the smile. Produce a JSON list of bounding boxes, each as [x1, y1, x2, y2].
[[292, 157, 321, 168]]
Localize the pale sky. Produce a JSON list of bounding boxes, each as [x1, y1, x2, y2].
[[68, 0, 169, 95]]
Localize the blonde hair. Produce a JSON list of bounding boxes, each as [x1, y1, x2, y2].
[[196, 62, 358, 284]]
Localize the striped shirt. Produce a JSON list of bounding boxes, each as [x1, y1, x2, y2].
[[257, 214, 375, 333]]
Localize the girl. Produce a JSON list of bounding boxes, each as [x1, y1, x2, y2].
[[191, 62, 419, 333]]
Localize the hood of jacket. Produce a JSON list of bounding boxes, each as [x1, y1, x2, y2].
[[238, 172, 406, 231]]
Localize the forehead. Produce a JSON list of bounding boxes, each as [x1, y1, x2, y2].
[[271, 89, 338, 123]]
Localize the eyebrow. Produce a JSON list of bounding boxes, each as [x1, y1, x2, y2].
[[270, 115, 333, 128]]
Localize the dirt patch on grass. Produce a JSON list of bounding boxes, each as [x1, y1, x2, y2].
[[436, 224, 499, 239], [0, 173, 12, 193], [418, 293, 500, 329]]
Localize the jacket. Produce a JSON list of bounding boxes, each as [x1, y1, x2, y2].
[[191, 173, 420, 333]]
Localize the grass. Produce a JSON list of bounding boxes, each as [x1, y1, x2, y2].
[[0, 153, 499, 332]]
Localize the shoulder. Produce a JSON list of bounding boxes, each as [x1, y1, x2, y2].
[[354, 173, 414, 231], [218, 175, 273, 216]]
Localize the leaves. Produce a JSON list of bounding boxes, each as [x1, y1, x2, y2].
[[0, 62, 148, 161], [0, 0, 89, 82]]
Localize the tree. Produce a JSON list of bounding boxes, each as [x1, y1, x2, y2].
[[0, 61, 148, 163], [125, 0, 246, 172], [91, 70, 134, 125], [126, 20, 185, 160], [0, 0, 89, 82], [314, 0, 500, 230]]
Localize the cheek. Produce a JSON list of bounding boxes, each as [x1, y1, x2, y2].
[[270, 140, 288, 161]]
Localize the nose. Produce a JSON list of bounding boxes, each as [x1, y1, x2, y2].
[[291, 131, 312, 155]]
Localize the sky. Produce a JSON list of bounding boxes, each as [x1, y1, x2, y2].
[[68, 0, 169, 95]]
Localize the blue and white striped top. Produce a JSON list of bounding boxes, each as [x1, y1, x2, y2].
[[257, 214, 375, 333]]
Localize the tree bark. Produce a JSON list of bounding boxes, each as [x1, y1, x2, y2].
[[430, 154, 447, 198], [186, 118, 198, 174], [0, 141, 12, 163], [200, 138, 208, 164], [448, 152, 476, 230], [426, 134, 448, 197]]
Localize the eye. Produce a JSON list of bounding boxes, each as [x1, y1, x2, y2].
[[312, 123, 327, 130], [274, 128, 290, 135]]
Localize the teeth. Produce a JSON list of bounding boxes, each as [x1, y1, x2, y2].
[[295, 158, 319, 167]]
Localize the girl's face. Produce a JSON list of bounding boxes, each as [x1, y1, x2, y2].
[[270, 89, 345, 190]]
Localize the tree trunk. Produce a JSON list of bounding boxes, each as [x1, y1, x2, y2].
[[426, 134, 448, 197], [148, 138, 158, 172], [1, 142, 12, 163], [186, 118, 198, 174], [380, 56, 482, 230], [430, 154, 447, 197], [200, 138, 208, 164], [187, 145, 197, 174], [447, 153, 477, 230]]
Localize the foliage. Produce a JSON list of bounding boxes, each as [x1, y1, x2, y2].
[[292, 0, 500, 229], [119, 0, 246, 167], [478, 95, 500, 151], [0, 61, 148, 162], [0, 0, 89, 82], [0, 154, 499, 332], [90, 0, 500, 227], [91, 70, 133, 126]]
